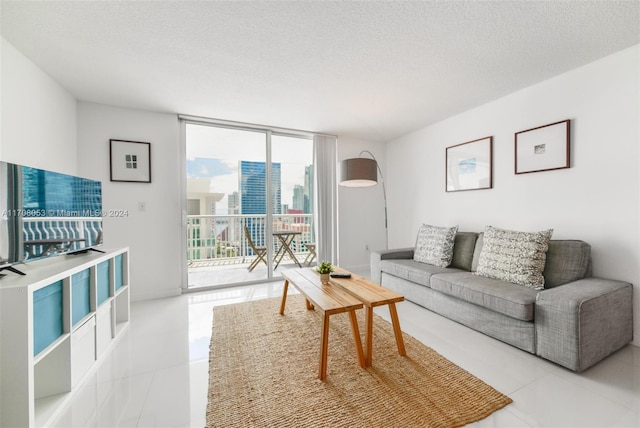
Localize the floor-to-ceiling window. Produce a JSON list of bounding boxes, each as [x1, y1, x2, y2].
[[183, 121, 314, 289]]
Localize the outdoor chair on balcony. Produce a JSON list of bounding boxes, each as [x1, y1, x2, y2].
[[303, 243, 316, 266], [244, 226, 267, 272]]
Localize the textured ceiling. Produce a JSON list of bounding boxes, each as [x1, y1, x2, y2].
[[1, 1, 639, 142]]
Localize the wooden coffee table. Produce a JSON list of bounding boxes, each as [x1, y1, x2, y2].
[[328, 268, 406, 366], [279, 268, 365, 380], [280, 267, 406, 378]]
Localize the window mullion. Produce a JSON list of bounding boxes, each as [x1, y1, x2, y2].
[[265, 131, 274, 278]]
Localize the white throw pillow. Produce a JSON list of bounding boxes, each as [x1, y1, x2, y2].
[[413, 224, 458, 267], [475, 226, 553, 290]]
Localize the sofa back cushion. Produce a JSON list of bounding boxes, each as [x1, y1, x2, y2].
[[471, 233, 484, 272], [450, 232, 479, 271], [475, 226, 553, 290], [471, 235, 592, 288], [543, 240, 592, 287], [413, 224, 459, 267]]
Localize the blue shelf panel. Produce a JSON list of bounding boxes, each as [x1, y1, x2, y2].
[[33, 281, 64, 355], [97, 260, 110, 306], [71, 269, 91, 326], [115, 254, 124, 291]]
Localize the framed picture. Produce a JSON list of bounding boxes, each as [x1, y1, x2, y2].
[[110, 139, 151, 183], [515, 120, 570, 174], [446, 136, 493, 192]]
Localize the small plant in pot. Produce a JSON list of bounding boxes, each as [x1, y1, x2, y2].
[[316, 261, 334, 284]]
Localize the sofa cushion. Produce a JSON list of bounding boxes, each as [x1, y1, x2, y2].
[[380, 259, 462, 287], [431, 272, 539, 321], [476, 226, 553, 290], [471, 232, 484, 272], [413, 224, 459, 267], [543, 240, 592, 288], [450, 232, 479, 271]]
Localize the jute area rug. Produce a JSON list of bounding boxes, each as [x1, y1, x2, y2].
[[206, 295, 512, 427]]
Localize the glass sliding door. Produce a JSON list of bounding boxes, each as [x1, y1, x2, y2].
[[271, 135, 315, 270], [186, 124, 269, 287], [184, 122, 315, 289]]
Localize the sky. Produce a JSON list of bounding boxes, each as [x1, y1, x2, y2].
[[186, 124, 313, 214]]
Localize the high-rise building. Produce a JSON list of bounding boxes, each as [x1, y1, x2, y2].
[[239, 161, 281, 215], [239, 161, 281, 246], [303, 164, 313, 214], [22, 167, 101, 215], [292, 184, 304, 211], [227, 191, 239, 215]]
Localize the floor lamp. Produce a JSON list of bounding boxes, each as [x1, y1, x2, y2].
[[339, 150, 388, 249]]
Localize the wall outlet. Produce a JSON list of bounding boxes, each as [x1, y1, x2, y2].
[[365, 244, 370, 251]]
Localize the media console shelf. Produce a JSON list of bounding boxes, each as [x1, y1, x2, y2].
[[0, 247, 130, 427]]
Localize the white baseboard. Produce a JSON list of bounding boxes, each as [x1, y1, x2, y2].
[[131, 287, 182, 302], [342, 264, 371, 279]]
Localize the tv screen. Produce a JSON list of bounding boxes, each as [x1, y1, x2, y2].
[[0, 162, 21, 269], [0, 161, 103, 270]]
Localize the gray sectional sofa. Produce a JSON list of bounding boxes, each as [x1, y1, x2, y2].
[[371, 232, 634, 371]]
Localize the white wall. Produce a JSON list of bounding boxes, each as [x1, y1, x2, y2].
[[77, 102, 183, 301], [337, 137, 387, 270], [386, 45, 640, 345], [0, 39, 180, 302], [1, 38, 77, 172]]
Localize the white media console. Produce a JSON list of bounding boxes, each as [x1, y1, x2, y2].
[[0, 247, 130, 427]]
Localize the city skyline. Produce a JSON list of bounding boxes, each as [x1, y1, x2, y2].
[[187, 157, 313, 215], [186, 123, 314, 215]]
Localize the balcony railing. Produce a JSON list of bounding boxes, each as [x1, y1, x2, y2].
[[186, 214, 315, 266], [22, 217, 103, 259]]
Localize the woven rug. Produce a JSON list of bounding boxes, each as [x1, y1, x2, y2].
[[206, 295, 512, 427]]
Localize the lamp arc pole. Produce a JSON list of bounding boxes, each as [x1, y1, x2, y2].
[[359, 150, 388, 250]]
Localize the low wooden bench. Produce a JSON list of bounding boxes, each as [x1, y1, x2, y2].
[[279, 269, 365, 380], [329, 268, 406, 366]]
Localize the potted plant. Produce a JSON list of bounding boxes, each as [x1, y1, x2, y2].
[[316, 261, 334, 284]]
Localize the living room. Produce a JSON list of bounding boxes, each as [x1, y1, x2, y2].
[[1, 1, 639, 427]]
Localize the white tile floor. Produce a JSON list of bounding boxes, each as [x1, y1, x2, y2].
[[51, 274, 640, 428]]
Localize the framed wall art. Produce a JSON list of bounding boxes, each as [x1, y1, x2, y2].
[[446, 136, 493, 192], [515, 119, 570, 174], [110, 139, 152, 183]]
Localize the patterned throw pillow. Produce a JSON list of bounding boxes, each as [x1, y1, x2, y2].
[[413, 224, 459, 267], [475, 226, 553, 290]]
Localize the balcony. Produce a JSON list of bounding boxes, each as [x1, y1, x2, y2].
[[22, 217, 102, 259], [187, 214, 316, 288]]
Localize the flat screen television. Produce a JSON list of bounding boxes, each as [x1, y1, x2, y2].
[[0, 161, 103, 275]]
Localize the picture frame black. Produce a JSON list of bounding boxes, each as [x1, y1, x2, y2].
[[109, 139, 151, 183], [446, 136, 493, 192], [515, 120, 570, 174]]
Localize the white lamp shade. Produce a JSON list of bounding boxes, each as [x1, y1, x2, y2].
[[339, 158, 378, 187]]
